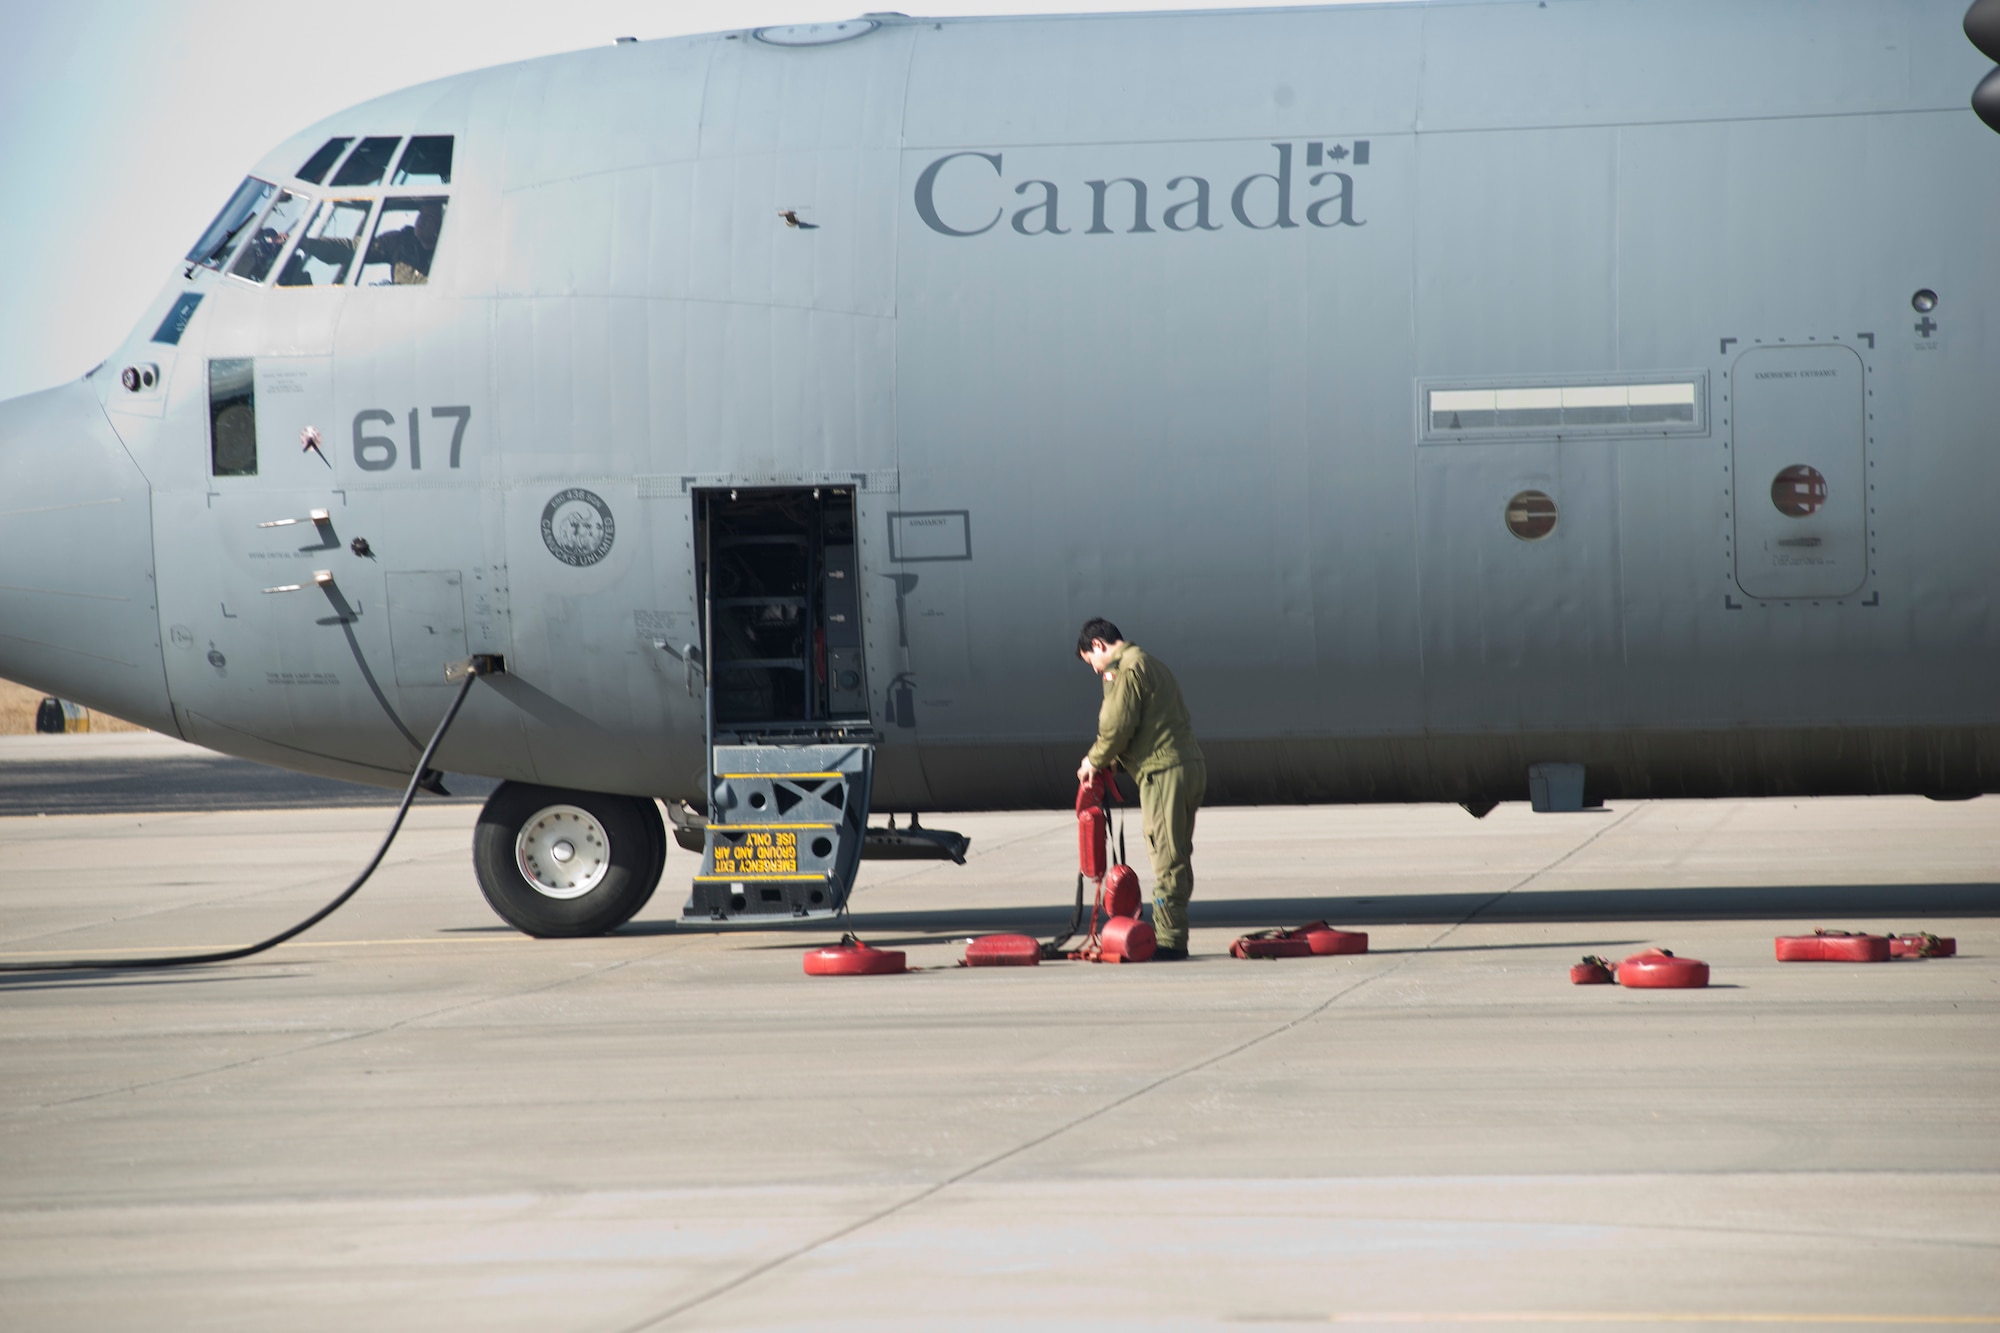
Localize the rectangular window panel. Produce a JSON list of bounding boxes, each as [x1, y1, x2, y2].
[[275, 199, 372, 287], [331, 135, 401, 186], [185, 177, 276, 269], [228, 190, 312, 283], [295, 137, 352, 184], [391, 135, 452, 185], [357, 198, 446, 286], [208, 358, 256, 477], [1423, 377, 1703, 440], [151, 292, 203, 345]]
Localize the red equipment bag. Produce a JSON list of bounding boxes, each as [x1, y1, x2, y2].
[[1102, 864, 1142, 919], [1570, 956, 1615, 985], [1077, 805, 1109, 880], [1098, 915, 1155, 963], [1232, 934, 1314, 960], [1076, 768, 1120, 882], [803, 937, 907, 976], [965, 933, 1041, 967], [1616, 948, 1709, 989], [1305, 927, 1368, 955], [1774, 931, 1891, 963], [1889, 933, 1955, 958]]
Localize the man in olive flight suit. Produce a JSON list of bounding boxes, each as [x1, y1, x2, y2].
[[1076, 617, 1206, 960]]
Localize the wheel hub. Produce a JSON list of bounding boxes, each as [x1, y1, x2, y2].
[[515, 805, 610, 899]]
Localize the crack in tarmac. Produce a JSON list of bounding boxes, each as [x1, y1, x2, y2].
[[3, 946, 666, 1117], [618, 807, 1654, 1330]]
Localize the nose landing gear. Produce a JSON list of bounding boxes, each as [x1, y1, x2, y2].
[[472, 782, 666, 936]]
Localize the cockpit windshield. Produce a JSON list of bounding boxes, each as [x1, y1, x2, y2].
[[201, 133, 457, 291], [357, 198, 446, 286], [391, 136, 453, 185], [186, 177, 277, 270], [275, 199, 372, 287], [228, 190, 312, 283], [295, 138, 352, 185], [331, 136, 402, 187]]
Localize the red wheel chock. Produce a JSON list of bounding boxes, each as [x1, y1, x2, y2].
[[1889, 932, 1956, 958], [1098, 916, 1155, 963], [1775, 930, 1891, 963], [1616, 948, 1709, 989], [1569, 955, 1615, 985], [803, 936, 907, 976], [965, 933, 1041, 967], [1232, 935, 1311, 959], [1231, 921, 1367, 960]]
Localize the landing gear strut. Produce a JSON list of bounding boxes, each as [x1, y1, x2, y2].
[[472, 782, 665, 937]]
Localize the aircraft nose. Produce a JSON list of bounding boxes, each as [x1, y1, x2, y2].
[[0, 378, 176, 733]]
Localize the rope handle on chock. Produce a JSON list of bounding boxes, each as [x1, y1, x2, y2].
[[1044, 769, 1127, 959]]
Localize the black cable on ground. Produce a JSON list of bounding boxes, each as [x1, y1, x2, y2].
[[0, 667, 484, 973]]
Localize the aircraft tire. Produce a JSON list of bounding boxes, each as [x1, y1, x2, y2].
[[472, 782, 665, 937]]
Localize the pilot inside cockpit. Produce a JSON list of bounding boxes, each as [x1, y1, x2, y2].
[[358, 198, 447, 286], [275, 198, 372, 287]]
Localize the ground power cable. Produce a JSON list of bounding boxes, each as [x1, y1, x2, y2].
[[0, 665, 486, 974]]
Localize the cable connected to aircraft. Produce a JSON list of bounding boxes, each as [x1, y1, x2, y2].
[[0, 1, 1994, 953]]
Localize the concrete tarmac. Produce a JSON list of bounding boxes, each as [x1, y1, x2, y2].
[[0, 732, 495, 815], [1, 791, 1996, 1330]]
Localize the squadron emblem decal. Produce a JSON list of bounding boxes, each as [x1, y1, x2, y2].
[[540, 488, 616, 567]]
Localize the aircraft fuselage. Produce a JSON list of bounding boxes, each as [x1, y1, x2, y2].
[[3, 0, 1996, 817]]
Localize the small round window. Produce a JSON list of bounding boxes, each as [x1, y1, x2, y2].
[[1504, 490, 1558, 541], [1770, 465, 1827, 517]]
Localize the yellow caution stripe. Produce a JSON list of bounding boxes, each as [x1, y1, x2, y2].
[[693, 874, 831, 883], [716, 772, 843, 780], [707, 823, 836, 832]]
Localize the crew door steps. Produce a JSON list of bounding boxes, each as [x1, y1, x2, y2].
[[687, 743, 873, 921]]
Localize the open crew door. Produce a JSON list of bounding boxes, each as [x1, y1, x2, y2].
[[686, 487, 875, 920]]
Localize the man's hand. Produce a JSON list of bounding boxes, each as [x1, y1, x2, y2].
[[1077, 756, 1097, 782]]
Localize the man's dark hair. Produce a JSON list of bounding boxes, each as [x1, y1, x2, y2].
[[1076, 618, 1123, 655]]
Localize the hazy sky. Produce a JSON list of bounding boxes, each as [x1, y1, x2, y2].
[[0, 0, 1396, 404]]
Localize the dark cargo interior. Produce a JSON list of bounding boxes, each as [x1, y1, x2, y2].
[[697, 488, 867, 730]]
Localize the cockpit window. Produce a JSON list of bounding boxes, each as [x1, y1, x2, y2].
[[331, 136, 402, 187], [186, 177, 277, 269], [295, 137, 352, 185], [208, 359, 257, 477], [228, 190, 312, 283], [275, 199, 372, 287], [391, 136, 453, 185], [357, 198, 446, 286]]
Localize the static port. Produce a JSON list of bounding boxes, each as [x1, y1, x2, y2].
[[1912, 289, 1938, 313], [120, 367, 140, 392]]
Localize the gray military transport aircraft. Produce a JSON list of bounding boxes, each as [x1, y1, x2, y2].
[[2, 0, 1996, 938]]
